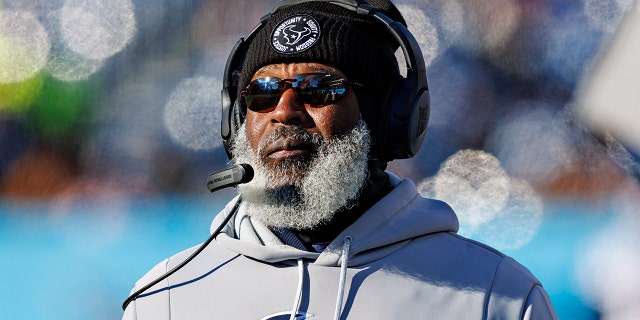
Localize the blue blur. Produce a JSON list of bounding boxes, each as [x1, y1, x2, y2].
[[0, 196, 606, 320]]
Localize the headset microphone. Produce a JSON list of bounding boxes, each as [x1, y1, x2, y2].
[[207, 163, 254, 192], [122, 164, 253, 310]]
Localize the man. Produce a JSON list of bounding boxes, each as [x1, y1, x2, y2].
[[123, 0, 558, 319]]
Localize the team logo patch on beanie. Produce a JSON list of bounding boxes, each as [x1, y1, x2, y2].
[[271, 15, 320, 55]]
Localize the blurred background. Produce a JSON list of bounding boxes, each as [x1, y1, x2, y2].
[[1, 0, 639, 319]]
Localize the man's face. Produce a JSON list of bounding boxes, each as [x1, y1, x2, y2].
[[233, 62, 371, 229], [244, 62, 361, 183]]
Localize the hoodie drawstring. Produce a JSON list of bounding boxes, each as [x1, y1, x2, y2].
[[290, 258, 304, 320], [288, 236, 351, 320], [333, 236, 352, 320]]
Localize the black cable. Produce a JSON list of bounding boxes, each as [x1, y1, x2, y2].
[[121, 199, 241, 310]]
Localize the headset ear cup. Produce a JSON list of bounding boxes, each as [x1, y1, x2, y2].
[[374, 79, 400, 162], [221, 85, 236, 158], [408, 88, 430, 156], [222, 99, 244, 159], [231, 102, 245, 151], [383, 77, 430, 161], [220, 1, 429, 162]]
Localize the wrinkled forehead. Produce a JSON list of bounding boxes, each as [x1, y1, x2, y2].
[[251, 62, 346, 81]]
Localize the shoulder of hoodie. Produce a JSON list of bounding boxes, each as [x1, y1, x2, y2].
[[387, 172, 541, 288], [452, 230, 540, 284], [123, 240, 240, 318], [438, 233, 555, 317], [428, 230, 543, 295], [130, 239, 239, 293]]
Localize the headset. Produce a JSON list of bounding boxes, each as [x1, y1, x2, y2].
[[123, 1, 429, 309], [220, 0, 430, 163]]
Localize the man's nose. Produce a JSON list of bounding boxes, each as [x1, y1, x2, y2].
[[270, 89, 308, 125]]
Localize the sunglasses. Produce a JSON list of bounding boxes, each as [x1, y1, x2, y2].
[[240, 73, 364, 112]]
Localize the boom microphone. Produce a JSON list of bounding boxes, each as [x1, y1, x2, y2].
[[207, 163, 254, 192]]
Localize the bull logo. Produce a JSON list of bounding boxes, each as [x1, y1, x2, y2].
[[271, 15, 321, 54], [281, 25, 312, 46]]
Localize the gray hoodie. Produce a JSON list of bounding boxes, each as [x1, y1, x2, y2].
[[123, 174, 558, 319]]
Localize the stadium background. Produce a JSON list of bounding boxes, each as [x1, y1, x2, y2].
[[1, 0, 639, 319]]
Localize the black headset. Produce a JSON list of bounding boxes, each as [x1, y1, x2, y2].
[[220, 0, 430, 162]]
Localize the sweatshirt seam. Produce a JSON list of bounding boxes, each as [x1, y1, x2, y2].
[[165, 258, 172, 320], [482, 255, 504, 320], [445, 233, 506, 320], [520, 283, 538, 319], [483, 256, 540, 320], [447, 232, 506, 259]]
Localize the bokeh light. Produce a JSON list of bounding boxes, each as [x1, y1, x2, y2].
[[583, 0, 634, 33], [417, 149, 543, 250], [0, 10, 50, 83], [418, 150, 543, 250], [397, 4, 439, 68], [421, 150, 510, 229], [543, 8, 603, 86], [577, 0, 640, 156], [0, 0, 639, 319], [59, 0, 136, 60], [473, 178, 543, 250], [399, 0, 463, 52], [163, 76, 222, 151], [487, 103, 576, 187], [485, 4, 552, 77], [575, 200, 640, 320], [4, 0, 64, 13], [43, 9, 105, 81], [455, 0, 520, 54]]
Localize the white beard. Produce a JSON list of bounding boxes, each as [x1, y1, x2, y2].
[[231, 120, 371, 230]]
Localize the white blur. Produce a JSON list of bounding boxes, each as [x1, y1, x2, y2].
[[418, 149, 543, 250], [42, 9, 105, 81], [0, 10, 50, 83], [163, 77, 223, 151], [487, 104, 576, 186], [583, 0, 635, 33], [578, 0, 640, 155], [1, 1, 639, 319], [4, 0, 64, 13], [0, 0, 136, 83], [400, 0, 464, 51], [59, 0, 136, 61], [397, 4, 439, 68], [453, 0, 519, 54], [575, 197, 640, 320], [573, 2, 640, 319]]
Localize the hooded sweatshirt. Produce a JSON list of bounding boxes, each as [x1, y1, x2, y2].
[[123, 174, 558, 319]]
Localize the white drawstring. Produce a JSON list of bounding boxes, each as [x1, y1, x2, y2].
[[333, 236, 352, 320], [289, 258, 305, 320]]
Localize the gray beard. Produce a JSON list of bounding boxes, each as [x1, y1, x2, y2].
[[231, 120, 371, 230]]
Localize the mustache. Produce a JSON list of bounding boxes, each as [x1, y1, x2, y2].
[[257, 126, 324, 157]]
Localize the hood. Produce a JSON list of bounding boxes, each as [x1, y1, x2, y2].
[[211, 173, 459, 267]]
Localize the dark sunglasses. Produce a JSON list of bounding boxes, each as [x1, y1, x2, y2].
[[240, 73, 364, 112]]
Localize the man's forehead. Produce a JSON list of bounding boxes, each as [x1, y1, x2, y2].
[[252, 62, 345, 79]]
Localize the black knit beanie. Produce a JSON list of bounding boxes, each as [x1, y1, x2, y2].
[[238, 0, 406, 138]]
